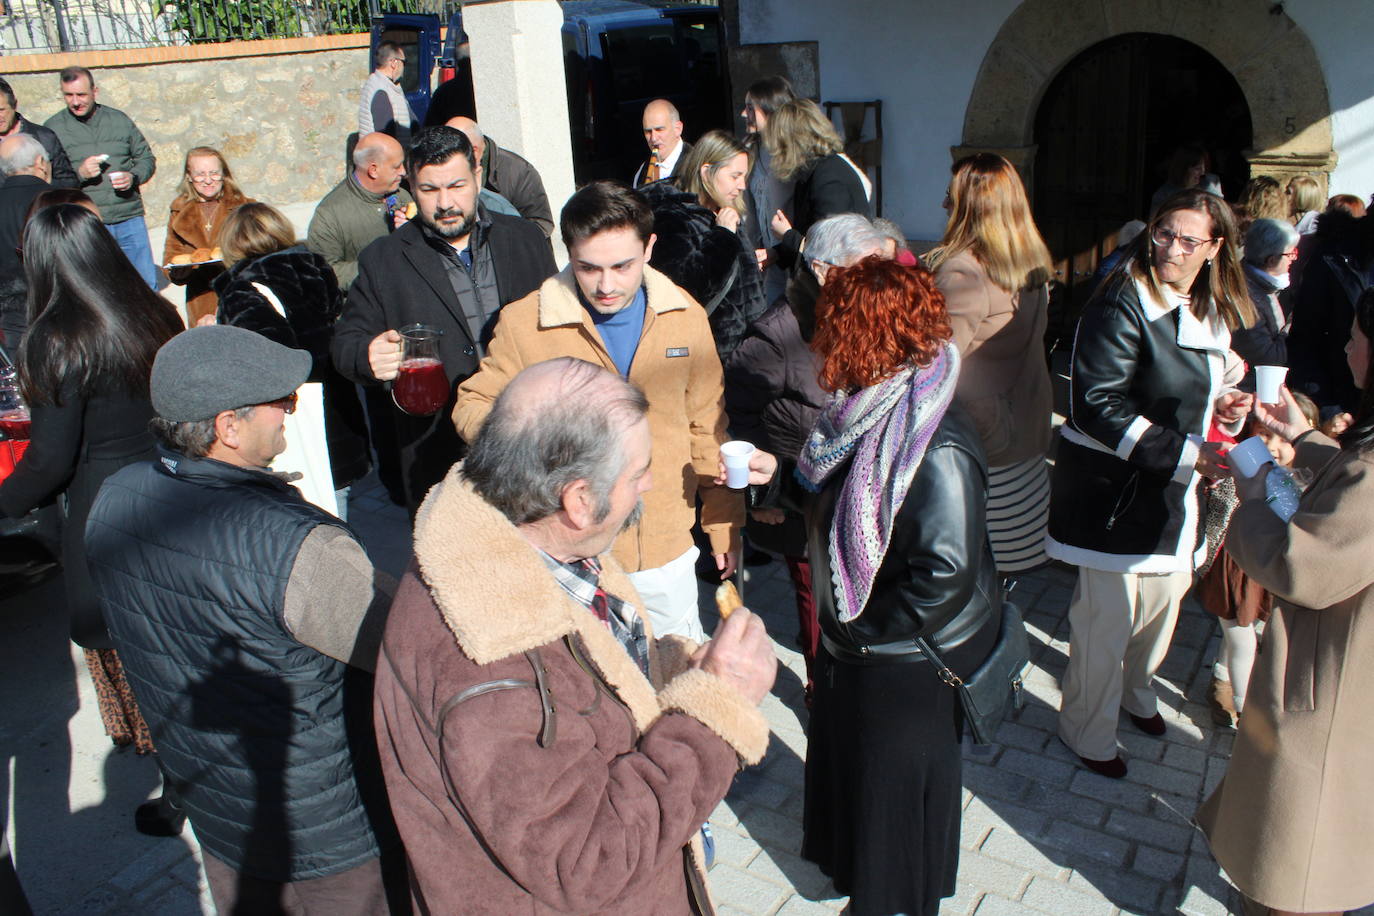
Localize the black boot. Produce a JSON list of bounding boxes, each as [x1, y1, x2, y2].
[[135, 772, 186, 837]]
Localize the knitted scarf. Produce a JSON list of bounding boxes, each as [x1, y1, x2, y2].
[[797, 343, 959, 622]]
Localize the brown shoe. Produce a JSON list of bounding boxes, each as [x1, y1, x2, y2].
[[1211, 676, 1237, 729], [1075, 752, 1127, 779], [1127, 712, 1167, 736]]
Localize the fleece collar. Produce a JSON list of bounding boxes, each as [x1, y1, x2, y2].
[[536, 263, 689, 329], [1133, 277, 1230, 354], [412, 465, 666, 733]]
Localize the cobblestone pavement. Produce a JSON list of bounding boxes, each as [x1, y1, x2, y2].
[[5, 473, 1371, 915]]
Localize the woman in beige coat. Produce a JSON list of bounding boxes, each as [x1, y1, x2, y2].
[[926, 153, 1055, 573], [1196, 287, 1374, 915]]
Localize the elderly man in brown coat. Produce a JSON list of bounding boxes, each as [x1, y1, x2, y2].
[[374, 357, 775, 915]]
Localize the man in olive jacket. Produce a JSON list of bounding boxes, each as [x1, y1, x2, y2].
[[44, 66, 157, 288], [306, 131, 411, 292]]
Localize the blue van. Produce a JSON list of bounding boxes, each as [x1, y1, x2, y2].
[[370, 1, 730, 182]]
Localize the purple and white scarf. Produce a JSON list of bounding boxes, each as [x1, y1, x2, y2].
[[797, 343, 959, 622]]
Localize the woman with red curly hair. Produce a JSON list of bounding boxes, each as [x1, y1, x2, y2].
[[748, 255, 1002, 915]]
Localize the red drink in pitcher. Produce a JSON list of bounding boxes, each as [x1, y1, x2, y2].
[[393, 358, 449, 415]]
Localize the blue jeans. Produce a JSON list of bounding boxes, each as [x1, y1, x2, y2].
[[105, 214, 159, 290]]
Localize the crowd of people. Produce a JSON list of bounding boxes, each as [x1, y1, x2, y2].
[[0, 60, 1372, 916]]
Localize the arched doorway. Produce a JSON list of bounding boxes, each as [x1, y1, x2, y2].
[[1032, 34, 1253, 330]]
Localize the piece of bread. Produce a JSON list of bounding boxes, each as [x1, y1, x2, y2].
[[169, 253, 193, 266], [209, 246, 222, 260], [404, 202, 418, 219], [715, 580, 743, 620], [191, 247, 212, 261]]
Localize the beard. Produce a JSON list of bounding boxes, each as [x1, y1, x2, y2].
[[426, 205, 476, 241], [620, 498, 645, 533]]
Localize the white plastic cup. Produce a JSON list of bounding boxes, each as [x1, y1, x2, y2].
[[1255, 365, 1288, 404], [1227, 436, 1274, 479], [720, 440, 755, 489]]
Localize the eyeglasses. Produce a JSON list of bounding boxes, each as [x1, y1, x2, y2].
[[1280, 248, 1300, 261], [190, 172, 223, 182], [255, 393, 297, 414], [1150, 226, 1219, 255]]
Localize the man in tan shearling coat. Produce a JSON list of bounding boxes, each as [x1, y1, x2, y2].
[[375, 358, 775, 915]]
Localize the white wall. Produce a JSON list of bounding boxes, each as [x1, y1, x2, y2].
[[738, 0, 1020, 242], [1289, 1, 1374, 201], [740, 0, 1374, 239]]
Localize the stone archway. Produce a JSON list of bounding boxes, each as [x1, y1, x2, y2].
[[955, 0, 1336, 193]]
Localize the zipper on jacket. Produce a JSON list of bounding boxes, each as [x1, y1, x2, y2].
[[1105, 471, 1139, 531]]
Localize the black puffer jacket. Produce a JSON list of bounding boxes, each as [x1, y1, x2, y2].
[[764, 405, 1000, 671], [640, 179, 767, 361], [213, 247, 370, 489]]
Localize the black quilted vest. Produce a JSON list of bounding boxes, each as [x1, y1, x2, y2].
[[85, 450, 380, 880]]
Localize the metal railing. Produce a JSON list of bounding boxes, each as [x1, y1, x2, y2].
[[0, 0, 439, 54]]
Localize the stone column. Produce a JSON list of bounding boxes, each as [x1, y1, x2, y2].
[[464, 0, 574, 263]]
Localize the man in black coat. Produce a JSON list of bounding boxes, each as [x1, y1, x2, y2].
[[0, 134, 52, 279], [0, 77, 76, 190], [332, 127, 556, 510]]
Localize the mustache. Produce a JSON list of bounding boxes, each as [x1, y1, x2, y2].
[[433, 206, 464, 219]]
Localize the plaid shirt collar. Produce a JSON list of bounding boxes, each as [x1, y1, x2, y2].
[[538, 551, 650, 675]]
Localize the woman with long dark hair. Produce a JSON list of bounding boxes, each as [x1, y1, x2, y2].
[[745, 256, 1000, 914], [925, 153, 1055, 574], [0, 204, 184, 828], [1196, 288, 1374, 915], [1048, 189, 1257, 778]]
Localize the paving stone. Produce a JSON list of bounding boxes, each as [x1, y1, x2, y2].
[[954, 850, 1034, 901], [963, 797, 1048, 842], [728, 769, 795, 811], [1020, 875, 1116, 915], [1104, 809, 1194, 853], [1161, 742, 1208, 774], [746, 846, 834, 899], [1040, 821, 1130, 867], [997, 749, 1076, 788], [1012, 702, 1060, 733], [1020, 785, 1108, 828], [939, 881, 982, 916], [1132, 845, 1185, 882], [777, 895, 847, 915], [1204, 754, 1230, 796], [706, 862, 789, 913], [978, 827, 1070, 880], [990, 719, 1051, 752], [1123, 758, 1204, 799], [1068, 769, 1153, 813], [735, 805, 805, 853], [1178, 884, 1232, 916], [108, 842, 197, 892], [1066, 866, 1167, 913], [1116, 729, 1167, 762], [711, 799, 741, 828], [964, 759, 1034, 803], [144, 881, 204, 916], [972, 893, 1040, 915], [708, 824, 761, 868]]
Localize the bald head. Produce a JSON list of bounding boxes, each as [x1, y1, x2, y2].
[[445, 116, 486, 163], [352, 132, 405, 195], [642, 99, 683, 160], [0, 133, 49, 180], [463, 358, 650, 531]]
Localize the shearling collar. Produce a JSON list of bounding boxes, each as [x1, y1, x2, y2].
[[412, 464, 667, 732], [536, 264, 689, 329], [1133, 277, 1230, 354]]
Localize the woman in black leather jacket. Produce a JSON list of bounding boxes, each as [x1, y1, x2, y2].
[[1047, 189, 1256, 778], [749, 256, 999, 916]]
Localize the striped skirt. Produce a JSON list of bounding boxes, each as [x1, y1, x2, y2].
[[987, 456, 1051, 574]]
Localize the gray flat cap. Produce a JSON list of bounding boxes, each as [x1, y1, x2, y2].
[[151, 325, 312, 422]]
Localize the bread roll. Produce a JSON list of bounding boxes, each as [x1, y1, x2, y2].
[[404, 202, 418, 219], [715, 580, 743, 620], [170, 253, 193, 266]]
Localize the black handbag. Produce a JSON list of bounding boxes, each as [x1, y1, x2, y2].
[[914, 600, 1030, 746]]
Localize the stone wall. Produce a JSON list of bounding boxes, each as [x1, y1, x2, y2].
[[3, 35, 371, 228]]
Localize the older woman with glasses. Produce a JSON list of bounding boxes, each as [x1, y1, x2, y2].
[[163, 146, 254, 325], [1234, 218, 1300, 378], [1048, 189, 1257, 778]]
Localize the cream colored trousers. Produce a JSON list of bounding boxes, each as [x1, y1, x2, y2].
[[1058, 567, 1192, 761]]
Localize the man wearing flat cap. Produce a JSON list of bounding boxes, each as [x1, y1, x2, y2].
[[84, 325, 407, 914]]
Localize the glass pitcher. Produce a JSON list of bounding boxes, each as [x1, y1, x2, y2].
[[391, 324, 448, 416], [0, 365, 30, 441]]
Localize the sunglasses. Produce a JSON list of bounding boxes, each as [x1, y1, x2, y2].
[[255, 392, 298, 414]]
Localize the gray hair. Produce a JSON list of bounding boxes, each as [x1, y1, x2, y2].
[[1244, 217, 1301, 266], [0, 134, 46, 176], [149, 407, 254, 458], [463, 358, 650, 526], [803, 213, 886, 267]]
